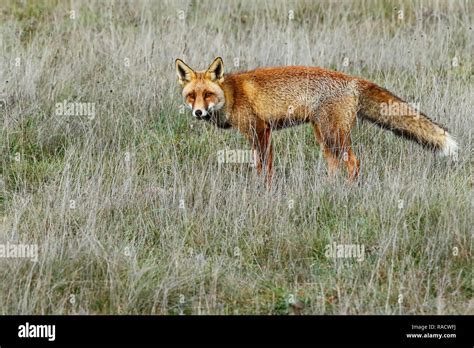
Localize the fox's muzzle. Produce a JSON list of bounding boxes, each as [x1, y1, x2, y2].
[[193, 108, 211, 120], [193, 108, 205, 118]]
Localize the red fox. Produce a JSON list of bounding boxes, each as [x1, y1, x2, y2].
[[175, 57, 458, 183]]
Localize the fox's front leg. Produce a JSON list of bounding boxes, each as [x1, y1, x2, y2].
[[252, 127, 273, 186]]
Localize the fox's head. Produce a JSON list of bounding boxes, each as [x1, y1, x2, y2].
[[175, 57, 226, 120]]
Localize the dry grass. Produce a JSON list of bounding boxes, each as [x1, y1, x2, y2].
[[0, 0, 472, 314]]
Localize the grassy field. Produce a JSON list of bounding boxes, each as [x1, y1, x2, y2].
[[0, 0, 472, 314]]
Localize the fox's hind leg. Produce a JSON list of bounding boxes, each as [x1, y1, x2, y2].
[[341, 142, 359, 181], [312, 122, 340, 177], [315, 95, 360, 181]]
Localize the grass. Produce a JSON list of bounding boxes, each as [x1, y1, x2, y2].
[[0, 0, 472, 314]]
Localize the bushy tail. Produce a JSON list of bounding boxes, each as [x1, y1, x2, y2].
[[357, 81, 458, 160]]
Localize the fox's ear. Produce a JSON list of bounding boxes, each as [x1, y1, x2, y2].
[[206, 57, 224, 83], [175, 59, 195, 86]]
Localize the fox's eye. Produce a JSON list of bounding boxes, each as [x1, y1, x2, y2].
[[187, 93, 195, 100], [204, 92, 214, 99]]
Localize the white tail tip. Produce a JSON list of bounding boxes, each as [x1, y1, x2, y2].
[[440, 134, 459, 161]]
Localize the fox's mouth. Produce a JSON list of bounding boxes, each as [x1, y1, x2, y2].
[[196, 113, 211, 121]]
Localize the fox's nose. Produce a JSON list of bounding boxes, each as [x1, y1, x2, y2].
[[194, 110, 203, 117]]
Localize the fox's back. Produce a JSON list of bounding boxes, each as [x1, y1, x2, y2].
[[225, 66, 358, 121]]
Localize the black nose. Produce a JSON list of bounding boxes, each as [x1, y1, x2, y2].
[[195, 110, 202, 117]]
